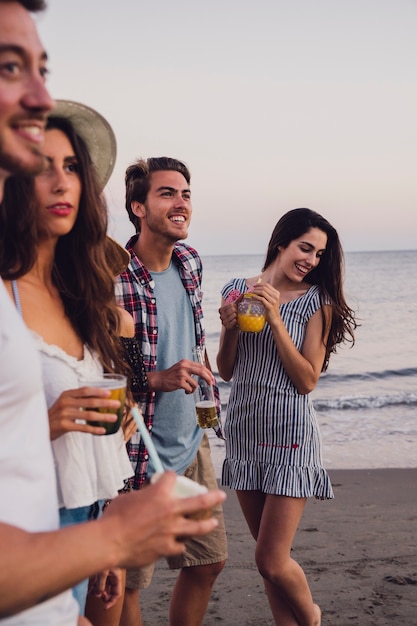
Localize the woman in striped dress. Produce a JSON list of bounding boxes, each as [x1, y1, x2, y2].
[[217, 208, 356, 626]]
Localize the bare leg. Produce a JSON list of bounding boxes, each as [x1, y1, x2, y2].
[[119, 587, 144, 626], [236, 490, 299, 625], [237, 490, 320, 626], [263, 579, 300, 625], [169, 561, 225, 626]]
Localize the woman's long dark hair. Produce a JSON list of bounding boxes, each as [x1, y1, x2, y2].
[[0, 117, 126, 375], [263, 208, 357, 371]]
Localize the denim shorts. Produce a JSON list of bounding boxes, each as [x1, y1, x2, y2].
[[59, 501, 103, 611]]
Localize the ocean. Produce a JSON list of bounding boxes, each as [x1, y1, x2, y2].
[[200, 250, 417, 473]]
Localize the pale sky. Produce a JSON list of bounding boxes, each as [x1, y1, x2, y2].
[[37, 0, 417, 255]]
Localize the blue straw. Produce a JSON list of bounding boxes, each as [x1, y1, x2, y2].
[[131, 406, 165, 474]]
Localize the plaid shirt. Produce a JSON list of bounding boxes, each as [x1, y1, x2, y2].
[[115, 235, 221, 490]]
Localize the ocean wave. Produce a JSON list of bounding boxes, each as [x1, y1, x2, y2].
[[214, 367, 417, 386], [214, 366, 417, 412], [319, 366, 417, 384], [313, 392, 417, 411], [216, 381, 417, 412]]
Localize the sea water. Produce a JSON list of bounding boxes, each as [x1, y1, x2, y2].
[[202, 250, 417, 473]]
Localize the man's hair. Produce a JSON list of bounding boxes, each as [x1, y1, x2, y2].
[[125, 157, 191, 232], [1, 0, 47, 10]]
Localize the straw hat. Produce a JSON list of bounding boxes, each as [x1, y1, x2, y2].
[[49, 99, 117, 191]]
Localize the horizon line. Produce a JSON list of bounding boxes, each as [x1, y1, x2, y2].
[[199, 248, 417, 258]]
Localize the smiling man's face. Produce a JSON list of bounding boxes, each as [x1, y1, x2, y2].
[[132, 169, 192, 244], [0, 1, 54, 194]]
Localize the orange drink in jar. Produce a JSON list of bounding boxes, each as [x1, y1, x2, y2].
[[237, 294, 266, 333]]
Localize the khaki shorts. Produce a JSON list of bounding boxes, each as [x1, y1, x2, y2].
[[125, 433, 228, 590]]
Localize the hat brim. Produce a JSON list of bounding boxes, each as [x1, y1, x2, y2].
[[49, 100, 117, 191]]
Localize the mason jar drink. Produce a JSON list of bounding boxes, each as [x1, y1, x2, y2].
[[237, 293, 266, 333]]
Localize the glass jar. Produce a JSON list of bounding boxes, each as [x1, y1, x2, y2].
[[237, 294, 266, 333]]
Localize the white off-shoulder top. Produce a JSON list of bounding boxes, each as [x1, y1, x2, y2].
[[32, 332, 133, 509]]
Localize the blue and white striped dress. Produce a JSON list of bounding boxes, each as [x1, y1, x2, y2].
[[221, 278, 334, 500]]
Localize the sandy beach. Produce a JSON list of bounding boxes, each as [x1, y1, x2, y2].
[[139, 468, 417, 626]]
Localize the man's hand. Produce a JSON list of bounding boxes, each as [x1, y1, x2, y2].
[[99, 471, 226, 569], [147, 359, 213, 394]]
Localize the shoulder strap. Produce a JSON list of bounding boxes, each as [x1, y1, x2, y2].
[[11, 280, 23, 318]]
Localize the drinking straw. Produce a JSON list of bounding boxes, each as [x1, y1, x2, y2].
[[130, 406, 165, 474]]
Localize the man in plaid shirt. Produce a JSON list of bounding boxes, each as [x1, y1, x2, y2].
[[115, 157, 227, 626]]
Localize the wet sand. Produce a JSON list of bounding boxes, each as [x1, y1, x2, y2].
[[140, 468, 417, 625]]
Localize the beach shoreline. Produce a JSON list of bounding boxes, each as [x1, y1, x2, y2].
[[140, 468, 417, 625]]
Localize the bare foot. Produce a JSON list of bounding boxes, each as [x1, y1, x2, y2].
[[313, 603, 322, 626]]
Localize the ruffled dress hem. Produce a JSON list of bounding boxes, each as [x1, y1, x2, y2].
[[221, 458, 334, 500]]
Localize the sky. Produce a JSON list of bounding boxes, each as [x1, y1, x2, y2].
[[36, 0, 417, 255]]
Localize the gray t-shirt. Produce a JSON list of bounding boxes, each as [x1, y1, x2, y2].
[[147, 263, 203, 474]]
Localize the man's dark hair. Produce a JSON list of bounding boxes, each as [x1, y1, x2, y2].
[[125, 157, 191, 232]]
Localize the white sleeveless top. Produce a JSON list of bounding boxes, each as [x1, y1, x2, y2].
[[31, 333, 133, 508]]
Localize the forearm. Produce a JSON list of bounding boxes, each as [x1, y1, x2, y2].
[[269, 318, 319, 394], [217, 328, 239, 381], [0, 473, 226, 618], [0, 520, 115, 618]]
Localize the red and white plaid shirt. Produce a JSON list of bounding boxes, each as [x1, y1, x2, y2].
[[115, 235, 222, 490]]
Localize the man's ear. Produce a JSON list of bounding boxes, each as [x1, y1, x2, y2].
[[131, 201, 145, 218]]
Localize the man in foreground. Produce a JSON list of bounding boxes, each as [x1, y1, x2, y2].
[[0, 3, 226, 624]]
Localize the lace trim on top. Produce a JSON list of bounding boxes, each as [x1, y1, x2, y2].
[[30, 329, 93, 372]]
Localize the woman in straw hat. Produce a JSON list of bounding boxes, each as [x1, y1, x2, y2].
[[0, 100, 140, 625]]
